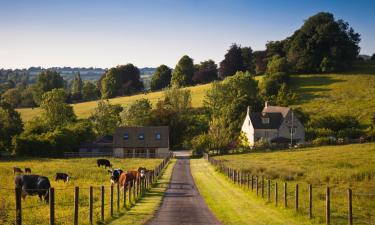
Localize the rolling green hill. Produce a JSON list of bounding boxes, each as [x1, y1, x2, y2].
[[17, 61, 375, 123]]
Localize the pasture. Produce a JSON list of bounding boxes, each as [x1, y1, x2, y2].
[[0, 157, 163, 225], [213, 143, 375, 224]]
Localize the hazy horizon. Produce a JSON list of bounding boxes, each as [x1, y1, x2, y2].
[[1, 0, 374, 69]]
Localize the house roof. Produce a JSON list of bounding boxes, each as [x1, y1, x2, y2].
[[249, 112, 283, 129], [262, 105, 290, 117], [113, 126, 169, 148]]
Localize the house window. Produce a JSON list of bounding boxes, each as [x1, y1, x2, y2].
[[262, 117, 270, 124], [155, 133, 161, 140], [138, 133, 145, 140], [123, 133, 129, 140]]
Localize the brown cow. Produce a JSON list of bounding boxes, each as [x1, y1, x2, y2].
[[25, 168, 31, 173], [13, 167, 23, 174], [118, 171, 141, 189]]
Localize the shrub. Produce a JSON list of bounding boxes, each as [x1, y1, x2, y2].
[[312, 137, 335, 146], [306, 127, 335, 141], [337, 127, 364, 140], [191, 134, 210, 157], [254, 138, 269, 149]]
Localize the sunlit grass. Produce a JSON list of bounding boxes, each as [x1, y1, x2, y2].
[[0, 157, 163, 225]]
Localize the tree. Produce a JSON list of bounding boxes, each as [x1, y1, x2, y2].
[[274, 83, 297, 106], [39, 88, 76, 129], [32, 70, 64, 104], [100, 64, 143, 98], [204, 71, 261, 138], [82, 81, 99, 101], [90, 100, 122, 136], [371, 54, 375, 60], [171, 55, 194, 87], [120, 98, 152, 126], [219, 44, 245, 79], [253, 51, 268, 75], [1, 88, 21, 107], [286, 12, 360, 73], [0, 101, 23, 152], [241, 47, 255, 74], [192, 60, 218, 84], [71, 72, 83, 101], [208, 116, 231, 154], [150, 65, 172, 91], [266, 55, 289, 74], [156, 87, 191, 112]]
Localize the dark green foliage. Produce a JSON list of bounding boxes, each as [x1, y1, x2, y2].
[[219, 44, 245, 79], [286, 12, 360, 73], [1, 88, 21, 107], [71, 72, 83, 102], [241, 47, 255, 74], [192, 60, 218, 84], [90, 100, 122, 136], [171, 55, 194, 87], [32, 70, 64, 104], [371, 54, 375, 60], [253, 51, 267, 75], [120, 98, 152, 126], [205, 71, 261, 138], [266, 55, 289, 74], [100, 64, 143, 98], [82, 81, 100, 101], [309, 115, 360, 133], [150, 65, 172, 91], [0, 101, 23, 152]]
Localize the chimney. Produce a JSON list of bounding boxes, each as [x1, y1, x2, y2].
[[247, 106, 251, 115], [265, 101, 268, 108]]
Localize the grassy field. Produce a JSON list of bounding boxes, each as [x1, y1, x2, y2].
[[213, 143, 375, 224], [191, 158, 315, 225], [0, 157, 164, 225]]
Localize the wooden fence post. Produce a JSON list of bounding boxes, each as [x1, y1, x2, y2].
[[110, 185, 114, 217], [251, 176, 254, 191], [15, 187, 22, 225], [129, 183, 132, 204], [117, 183, 120, 212], [123, 185, 127, 208], [133, 180, 136, 202], [49, 187, 55, 225], [268, 180, 271, 202], [326, 186, 330, 225], [89, 187, 93, 225], [348, 188, 352, 225], [261, 176, 264, 198], [74, 187, 79, 225], [309, 184, 312, 219], [275, 182, 278, 206], [295, 184, 299, 212], [284, 182, 287, 208], [101, 186, 105, 222], [256, 176, 259, 196], [247, 174, 250, 190]]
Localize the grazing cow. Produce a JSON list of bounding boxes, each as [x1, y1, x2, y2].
[[97, 159, 112, 168], [108, 169, 123, 184], [15, 175, 51, 203], [13, 167, 23, 174], [25, 168, 31, 173], [137, 167, 149, 179], [55, 173, 70, 182], [118, 171, 141, 189]]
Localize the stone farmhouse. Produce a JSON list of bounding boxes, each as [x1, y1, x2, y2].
[[241, 102, 305, 146]]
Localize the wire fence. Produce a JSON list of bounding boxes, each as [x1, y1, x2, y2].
[[204, 153, 375, 225], [1, 153, 172, 225]]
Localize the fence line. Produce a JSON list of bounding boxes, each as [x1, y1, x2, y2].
[[204, 153, 373, 225], [11, 153, 172, 225]]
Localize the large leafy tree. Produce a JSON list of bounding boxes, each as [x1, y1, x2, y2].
[[171, 55, 194, 87], [1, 88, 22, 107], [286, 12, 360, 72], [90, 100, 122, 136], [39, 88, 76, 129], [82, 81, 100, 101], [192, 60, 218, 84], [219, 44, 245, 79], [32, 70, 64, 104], [100, 64, 143, 98], [253, 51, 268, 75], [71, 72, 83, 101], [120, 98, 152, 126], [205, 71, 261, 138], [0, 101, 23, 152], [241, 47, 255, 74], [150, 65, 172, 91]]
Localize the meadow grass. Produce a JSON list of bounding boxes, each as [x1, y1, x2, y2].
[[0, 157, 164, 225], [108, 159, 175, 225], [190, 158, 316, 225], [214, 143, 375, 224]]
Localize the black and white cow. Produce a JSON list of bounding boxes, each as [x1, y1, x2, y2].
[[15, 175, 51, 203]]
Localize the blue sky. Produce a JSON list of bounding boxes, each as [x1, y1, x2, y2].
[[0, 0, 374, 69]]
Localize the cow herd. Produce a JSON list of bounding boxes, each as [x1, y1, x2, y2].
[[13, 158, 150, 204]]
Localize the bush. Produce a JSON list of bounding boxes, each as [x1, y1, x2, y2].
[[191, 134, 210, 157], [306, 127, 335, 141], [309, 115, 360, 133], [254, 138, 269, 149], [312, 137, 335, 146], [337, 128, 364, 140]]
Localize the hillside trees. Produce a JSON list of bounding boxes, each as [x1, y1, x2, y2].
[[171, 55, 194, 87], [120, 98, 152, 126], [71, 72, 83, 101], [32, 70, 64, 104], [0, 101, 23, 153], [192, 60, 218, 84], [100, 64, 143, 98], [82, 81, 100, 101], [219, 44, 256, 79], [90, 100, 122, 136], [150, 65, 172, 91], [253, 51, 267, 75], [371, 54, 375, 60]]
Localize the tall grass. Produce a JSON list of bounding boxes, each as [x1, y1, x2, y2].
[[0, 157, 162, 225]]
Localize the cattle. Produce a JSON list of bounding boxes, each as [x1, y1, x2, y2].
[[15, 175, 51, 203], [25, 168, 31, 173], [55, 173, 70, 182], [108, 169, 123, 184], [97, 159, 112, 168], [137, 167, 149, 179], [13, 167, 23, 174], [118, 171, 141, 189]]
